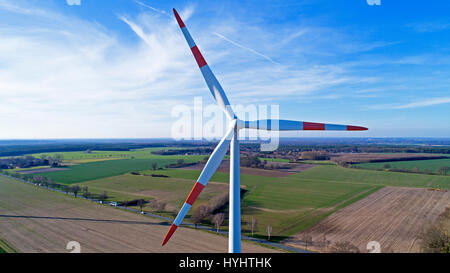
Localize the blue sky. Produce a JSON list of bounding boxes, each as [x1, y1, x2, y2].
[[0, 0, 449, 139]]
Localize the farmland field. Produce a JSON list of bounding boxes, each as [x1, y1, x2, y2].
[[29, 147, 184, 161], [36, 156, 203, 184], [144, 165, 450, 190], [287, 187, 450, 253], [258, 157, 290, 163], [80, 174, 229, 212], [75, 163, 450, 239], [7, 148, 450, 246], [356, 158, 450, 173], [0, 175, 277, 253]]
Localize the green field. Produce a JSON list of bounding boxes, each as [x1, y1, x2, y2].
[[79, 169, 380, 238], [29, 147, 183, 161], [39, 155, 204, 184], [258, 157, 290, 163], [73, 163, 450, 239], [297, 165, 450, 189], [356, 158, 450, 173], [139, 164, 450, 190], [11, 148, 450, 241]]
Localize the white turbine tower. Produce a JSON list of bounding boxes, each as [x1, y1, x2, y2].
[[162, 9, 368, 253]]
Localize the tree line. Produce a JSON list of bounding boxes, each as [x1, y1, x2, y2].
[[0, 155, 63, 169], [243, 143, 450, 155]]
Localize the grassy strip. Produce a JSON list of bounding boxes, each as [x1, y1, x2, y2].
[[0, 238, 16, 253]]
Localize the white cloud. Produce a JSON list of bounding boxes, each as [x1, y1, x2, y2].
[[406, 22, 450, 33], [0, 2, 200, 138], [0, 1, 391, 138], [66, 0, 81, 6], [394, 97, 450, 109], [371, 97, 450, 110]]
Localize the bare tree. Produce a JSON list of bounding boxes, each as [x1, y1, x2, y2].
[[191, 205, 211, 228], [82, 186, 89, 198], [71, 185, 80, 198], [98, 191, 108, 203], [47, 178, 55, 189], [148, 200, 157, 210], [301, 234, 313, 250], [420, 224, 450, 253], [157, 201, 166, 212], [319, 235, 328, 252], [212, 213, 225, 232], [249, 217, 257, 237], [330, 241, 360, 253], [267, 225, 272, 241], [152, 162, 158, 170], [207, 192, 228, 213], [137, 199, 144, 213]]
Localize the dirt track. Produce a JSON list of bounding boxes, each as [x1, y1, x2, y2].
[[0, 176, 278, 253], [285, 187, 450, 253]]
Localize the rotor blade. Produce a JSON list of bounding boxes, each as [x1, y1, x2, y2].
[[173, 8, 235, 120], [162, 121, 236, 246], [241, 119, 368, 131]]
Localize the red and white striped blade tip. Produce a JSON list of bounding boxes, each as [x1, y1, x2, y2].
[[162, 223, 177, 246], [347, 125, 368, 131], [173, 8, 185, 28]]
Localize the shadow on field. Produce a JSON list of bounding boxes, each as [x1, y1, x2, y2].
[[0, 214, 169, 226]]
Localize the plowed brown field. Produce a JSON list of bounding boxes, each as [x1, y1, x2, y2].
[[285, 187, 450, 253], [0, 176, 278, 253], [182, 160, 314, 177]]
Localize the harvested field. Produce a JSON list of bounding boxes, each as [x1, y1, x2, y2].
[[286, 187, 450, 253], [0, 176, 278, 253], [182, 160, 315, 177]]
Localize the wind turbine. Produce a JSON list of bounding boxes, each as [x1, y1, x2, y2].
[[162, 9, 368, 253]]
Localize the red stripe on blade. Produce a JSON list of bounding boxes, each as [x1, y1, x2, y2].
[[347, 125, 368, 131], [162, 224, 178, 246], [303, 122, 325, 130], [173, 8, 185, 28], [191, 46, 207, 68], [186, 182, 205, 205]]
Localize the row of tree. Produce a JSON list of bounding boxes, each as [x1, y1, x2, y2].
[[132, 199, 167, 212], [190, 192, 230, 231], [0, 155, 63, 169], [251, 143, 450, 155], [300, 151, 330, 161], [2, 172, 108, 201], [152, 148, 213, 156]]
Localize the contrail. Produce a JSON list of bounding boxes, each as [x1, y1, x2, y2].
[[213, 32, 279, 64], [133, 2, 277, 64], [134, 0, 171, 17]]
